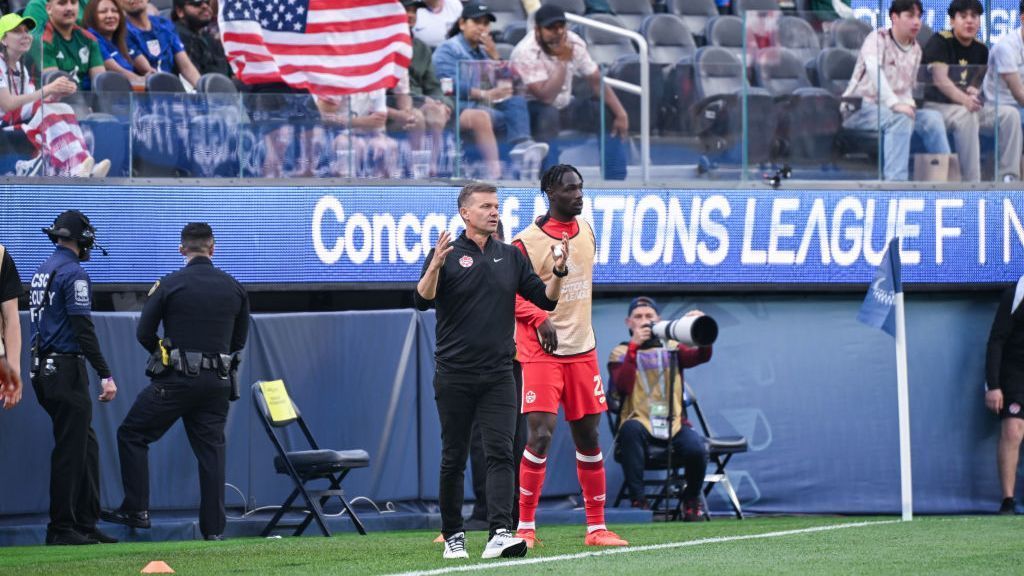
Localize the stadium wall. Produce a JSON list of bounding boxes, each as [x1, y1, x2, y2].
[[0, 294, 1009, 517]]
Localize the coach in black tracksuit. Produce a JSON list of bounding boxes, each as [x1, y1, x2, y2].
[[415, 183, 568, 558], [102, 223, 249, 540]]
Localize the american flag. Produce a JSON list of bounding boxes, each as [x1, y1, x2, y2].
[[220, 0, 412, 95]]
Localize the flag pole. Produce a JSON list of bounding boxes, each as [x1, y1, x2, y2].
[[894, 272, 912, 521]]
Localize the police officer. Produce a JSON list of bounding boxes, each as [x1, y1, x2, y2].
[[30, 210, 118, 546], [102, 223, 249, 541]]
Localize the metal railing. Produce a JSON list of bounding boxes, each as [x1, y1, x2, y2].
[[565, 13, 650, 183]]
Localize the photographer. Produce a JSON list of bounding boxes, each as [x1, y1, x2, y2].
[[607, 297, 712, 521]]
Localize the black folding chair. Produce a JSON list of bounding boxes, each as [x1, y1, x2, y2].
[[252, 380, 371, 537], [686, 381, 748, 519]]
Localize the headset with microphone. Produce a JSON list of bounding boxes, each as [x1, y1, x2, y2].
[[42, 210, 109, 261]]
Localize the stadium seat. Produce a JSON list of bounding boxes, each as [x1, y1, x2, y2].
[[917, 21, 934, 47], [670, 0, 718, 46], [150, 0, 172, 9], [487, 0, 527, 42], [815, 46, 856, 97], [92, 71, 133, 118], [252, 380, 371, 537], [640, 13, 697, 67], [197, 72, 238, 94], [146, 71, 185, 93], [503, 21, 528, 47], [705, 16, 751, 67], [581, 14, 636, 67], [685, 381, 748, 520], [731, 0, 781, 18], [542, 0, 585, 15], [606, 54, 664, 133], [41, 70, 93, 117], [494, 42, 514, 60], [607, 0, 653, 31], [753, 46, 809, 96], [828, 17, 871, 52], [777, 15, 820, 68], [690, 46, 780, 169]]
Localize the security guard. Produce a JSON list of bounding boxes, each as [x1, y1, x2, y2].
[[102, 223, 249, 541], [30, 210, 118, 546]]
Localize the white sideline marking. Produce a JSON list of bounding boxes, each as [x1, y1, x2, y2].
[[387, 520, 901, 576]]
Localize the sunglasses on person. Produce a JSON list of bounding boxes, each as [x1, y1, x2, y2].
[[185, 0, 211, 6]]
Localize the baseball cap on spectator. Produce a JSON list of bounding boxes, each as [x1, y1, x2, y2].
[[400, 0, 427, 9], [447, 1, 496, 38], [627, 296, 659, 316], [0, 13, 36, 41], [534, 4, 567, 28]]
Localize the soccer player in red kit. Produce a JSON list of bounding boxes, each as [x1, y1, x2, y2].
[[512, 164, 627, 548]]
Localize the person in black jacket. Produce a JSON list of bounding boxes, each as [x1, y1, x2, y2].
[[102, 222, 249, 541], [415, 182, 566, 560], [985, 279, 1024, 515], [171, 0, 232, 77], [29, 210, 118, 546]]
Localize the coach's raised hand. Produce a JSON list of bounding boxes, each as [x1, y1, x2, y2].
[[417, 231, 455, 301]]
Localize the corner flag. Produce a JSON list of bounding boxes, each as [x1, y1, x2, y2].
[[857, 238, 902, 337]]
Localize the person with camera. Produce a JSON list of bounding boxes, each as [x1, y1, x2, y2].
[[512, 164, 627, 548], [102, 223, 249, 541], [30, 210, 118, 545], [607, 298, 712, 521]]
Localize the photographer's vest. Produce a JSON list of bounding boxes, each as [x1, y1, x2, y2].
[[609, 341, 686, 438], [514, 217, 596, 357]]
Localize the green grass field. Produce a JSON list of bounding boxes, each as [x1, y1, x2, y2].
[[2, 516, 1022, 575]]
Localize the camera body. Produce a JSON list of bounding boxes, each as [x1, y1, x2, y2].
[[650, 315, 718, 347]]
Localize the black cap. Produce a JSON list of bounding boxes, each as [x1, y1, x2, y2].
[[627, 296, 659, 316], [461, 1, 496, 22], [43, 210, 96, 246], [534, 4, 567, 28], [400, 0, 427, 8]]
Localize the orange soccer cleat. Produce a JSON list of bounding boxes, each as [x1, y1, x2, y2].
[[515, 528, 541, 549], [584, 529, 628, 547]]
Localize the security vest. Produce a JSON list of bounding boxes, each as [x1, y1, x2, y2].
[[514, 217, 596, 356], [609, 340, 687, 437]]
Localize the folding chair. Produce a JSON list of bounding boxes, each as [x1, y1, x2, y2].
[[252, 380, 371, 536], [685, 381, 748, 519]]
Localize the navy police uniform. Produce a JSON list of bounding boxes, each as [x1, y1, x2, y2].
[[29, 211, 113, 544], [113, 255, 249, 538]]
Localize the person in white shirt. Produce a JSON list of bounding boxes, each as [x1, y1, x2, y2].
[[318, 89, 400, 178], [983, 0, 1024, 179], [510, 5, 629, 179], [414, 0, 463, 49]]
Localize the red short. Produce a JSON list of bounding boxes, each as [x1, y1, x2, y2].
[[520, 355, 607, 421]]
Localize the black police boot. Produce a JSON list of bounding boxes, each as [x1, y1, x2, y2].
[[101, 509, 151, 529], [46, 529, 98, 546], [999, 498, 1016, 515], [80, 527, 119, 543]]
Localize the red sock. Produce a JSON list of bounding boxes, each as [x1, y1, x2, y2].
[[576, 448, 607, 532], [517, 448, 547, 530]]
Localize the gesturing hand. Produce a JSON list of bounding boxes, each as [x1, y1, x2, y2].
[[430, 230, 454, 270], [551, 232, 569, 273]]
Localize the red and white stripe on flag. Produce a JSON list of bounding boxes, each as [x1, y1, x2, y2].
[[220, 0, 412, 96]]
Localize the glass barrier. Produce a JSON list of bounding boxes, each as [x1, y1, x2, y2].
[[8, 2, 1024, 185]]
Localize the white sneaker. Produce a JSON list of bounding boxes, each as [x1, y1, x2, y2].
[[481, 529, 527, 559], [91, 159, 111, 178], [75, 156, 95, 178], [442, 532, 469, 559]]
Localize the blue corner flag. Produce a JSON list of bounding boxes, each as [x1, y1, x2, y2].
[[858, 238, 902, 337]]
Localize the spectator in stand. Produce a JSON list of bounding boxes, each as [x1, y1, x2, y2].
[[22, 0, 87, 32], [841, 0, 950, 181], [393, 0, 500, 178], [924, 0, 1020, 182], [171, 0, 232, 78], [511, 5, 629, 178], [83, 0, 152, 87], [2, 14, 111, 177], [413, 0, 462, 49], [433, 2, 547, 177], [983, 0, 1024, 180], [37, 0, 106, 90], [118, 0, 200, 88], [318, 89, 401, 178]]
